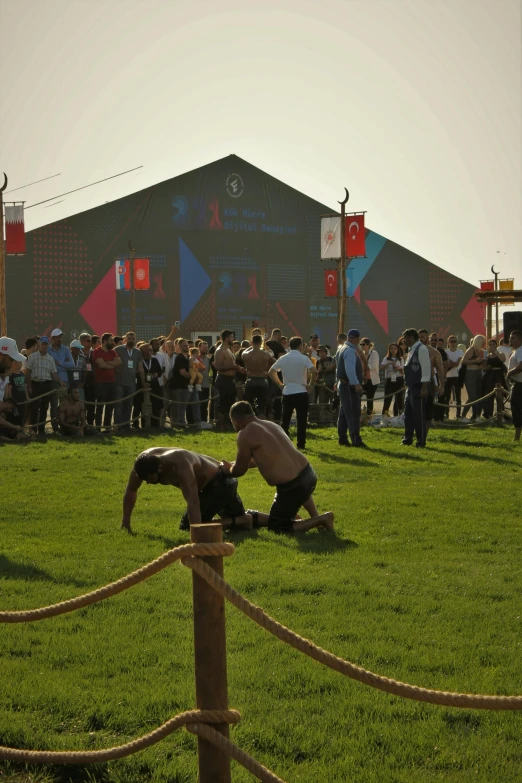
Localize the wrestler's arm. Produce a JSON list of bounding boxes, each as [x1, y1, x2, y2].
[[224, 431, 253, 478], [178, 468, 202, 524], [121, 470, 142, 531]]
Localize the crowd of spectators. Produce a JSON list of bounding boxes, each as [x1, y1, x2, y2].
[[1, 323, 521, 444]]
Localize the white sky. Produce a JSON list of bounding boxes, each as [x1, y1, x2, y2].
[[1, 0, 521, 290]]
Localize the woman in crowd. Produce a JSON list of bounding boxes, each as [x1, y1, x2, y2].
[[461, 334, 486, 420], [380, 342, 405, 416], [481, 338, 507, 419], [360, 338, 380, 416]]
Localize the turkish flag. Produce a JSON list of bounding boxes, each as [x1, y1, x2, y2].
[[324, 269, 338, 297], [134, 258, 150, 290], [480, 280, 494, 291], [345, 214, 365, 258]]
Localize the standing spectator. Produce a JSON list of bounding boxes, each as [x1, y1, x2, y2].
[[25, 337, 65, 435], [169, 338, 201, 428], [461, 335, 486, 420], [381, 343, 405, 416], [418, 329, 445, 430], [134, 343, 162, 428], [115, 332, 144, 428], [506, 330, 522, 442], [444, 336, 464, 418], [280, 336, 289, 353], [269, 336, 317, 450], [80, 333, 95, 424], [265, 328, 286, 421], [431, 334, 449, 422], [308, 334, 320, 361], [336, 329, 365, 447], [48, 328, 75, 432], [21, 337, 39, 368], [113, 336, 124, 347], [497, 337, 512, 364], [242, 334, 272, 417], [197, 341, 212, 423], [401, 328, 431, 447], [67, 340, 88, 400], [92, 333, 121, 430], [360, 338, 380, 416], [482, 339, 508, 419], [91, 335, 101, 350], [150, 337, 166, 410], [160, 340, 177, 426], [214, 330, 244, 429], [315, 345, 336, 404]]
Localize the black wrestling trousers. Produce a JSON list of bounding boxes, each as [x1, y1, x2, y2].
[[281, 392, 309, 449]]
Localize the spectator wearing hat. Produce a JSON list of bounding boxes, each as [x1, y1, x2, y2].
[[0, 336, 24, 375], [25, 337, 65, 435], [67, 340, 88, 400], [48, 328, 75, 432], [336, 329, 365, 447]]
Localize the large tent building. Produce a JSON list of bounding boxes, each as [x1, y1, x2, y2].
[[7, 154, 484, 353]]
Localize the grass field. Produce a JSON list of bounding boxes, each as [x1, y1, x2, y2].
[[0, 426, 521, 783]]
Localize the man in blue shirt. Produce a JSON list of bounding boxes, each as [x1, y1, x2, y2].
[[401, 328, 431, 447], [336, 329, 365, 447], [48, 328, 75, 432]]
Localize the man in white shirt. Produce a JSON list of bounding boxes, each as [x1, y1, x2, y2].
[[401, 328, 431, 447], [444, 335, 464, 418], [506, 329, 522, 442], [498, 338, 512, 364], [269, 336, 317, 450]]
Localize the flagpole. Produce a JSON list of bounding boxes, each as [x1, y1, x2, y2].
[[338, 188, 349, 333], [0, 173, 8, 335], [129, 239, 136, 334], [491, 264, 499, 338]]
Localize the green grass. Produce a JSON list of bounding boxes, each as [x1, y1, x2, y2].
[[0, 426, 521, 783]]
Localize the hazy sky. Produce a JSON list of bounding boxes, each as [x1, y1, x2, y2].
[[1, 0, 520, 289]]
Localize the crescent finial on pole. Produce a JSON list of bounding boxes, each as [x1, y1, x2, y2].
[[491, 265, 498, 276], [128, 239, 135, 252], [338, 187, 349, 206], [0, 173, 7, 193]]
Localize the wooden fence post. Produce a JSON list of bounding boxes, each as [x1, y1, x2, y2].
[[190, 523, 231, 783], [495, 383, 504, 424]]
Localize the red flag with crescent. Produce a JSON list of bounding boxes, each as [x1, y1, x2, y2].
[[324, 269, 338, 297], [134, 258, 150, 290], [345, 214, 365, 258]]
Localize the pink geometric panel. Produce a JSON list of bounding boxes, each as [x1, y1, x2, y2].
[[79, 267, 117, 335], [353, 286, 361, 303], [460, 295, 485, 337], [365, 300, 389, 334]]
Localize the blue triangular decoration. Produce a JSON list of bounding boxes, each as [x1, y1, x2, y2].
[[179, 237, 212, 322], [346, 231, 387, 296]]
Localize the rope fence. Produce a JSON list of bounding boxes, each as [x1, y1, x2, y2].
[[1, 530, 521, 781]]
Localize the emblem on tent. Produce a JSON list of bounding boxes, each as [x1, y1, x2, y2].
[[226, 173, 244, 198]]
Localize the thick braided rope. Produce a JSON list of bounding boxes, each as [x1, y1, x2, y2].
[[0, 543, 235, 623], [186, 723, 286, 783], [0, 709, 240, 764], [183, 557, 522, 711]]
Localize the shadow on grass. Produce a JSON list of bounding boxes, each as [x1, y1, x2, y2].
[[428, 446, 513, 466], [313, 449, 380, 467], [0, 555, 89, 588]]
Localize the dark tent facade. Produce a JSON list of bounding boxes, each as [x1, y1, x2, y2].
[[6, 154, 484, 353]]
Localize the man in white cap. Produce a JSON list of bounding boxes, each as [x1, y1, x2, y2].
[[67, 340, 88, 400], [0, 336, 24, 374], [48, 329, 74, 432]]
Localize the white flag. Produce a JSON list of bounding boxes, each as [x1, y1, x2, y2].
[[321, 216, 341, 259]]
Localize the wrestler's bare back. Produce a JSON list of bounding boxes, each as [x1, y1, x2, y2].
[[238, 419, 308, 485], [127, 447, 220, 490]]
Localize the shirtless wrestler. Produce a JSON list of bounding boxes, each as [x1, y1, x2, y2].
[[220, 401, 334, 533], [241, 334, 274, 418], [213, 329, 246, 429], [121, 447, 254, 533], [58, 388, 97, 436]]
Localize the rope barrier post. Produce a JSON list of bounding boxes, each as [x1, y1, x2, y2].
[[190, 523, 231, 783], [495, 383, 504, 424], [142, 387, 152, 429]]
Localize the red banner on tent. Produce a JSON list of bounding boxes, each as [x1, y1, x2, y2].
[[324, 269, 338, 297], [5, 204, 26, 254], [134, 258, 150, 290], [345, 214, 365, 258]]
